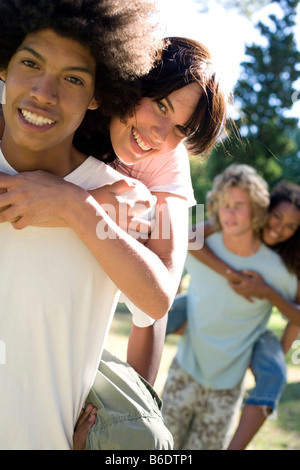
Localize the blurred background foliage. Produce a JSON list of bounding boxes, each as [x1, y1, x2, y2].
[[191, 0, 300, 205]]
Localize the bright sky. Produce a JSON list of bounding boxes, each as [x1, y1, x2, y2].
[[158, 0, 252, 93], [158, 0, 300, 118]]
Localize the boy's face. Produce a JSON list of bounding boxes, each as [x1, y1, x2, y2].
[[0, 29, 98, 155], [218, 186, 253, 238]]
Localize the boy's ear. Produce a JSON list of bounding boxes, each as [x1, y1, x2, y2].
[[88, 97, 99, 111]]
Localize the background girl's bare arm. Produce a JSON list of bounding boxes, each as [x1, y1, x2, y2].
[[189, 221, 253, 287], [278, 282, 300, 354], [232, 273, 300, 328]]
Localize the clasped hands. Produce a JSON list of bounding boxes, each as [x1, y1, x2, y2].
[[0, 170, 156, 235], [225, 268, 269, 302]]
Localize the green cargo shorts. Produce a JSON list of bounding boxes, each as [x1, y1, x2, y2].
[[85, 350, 173, 450]]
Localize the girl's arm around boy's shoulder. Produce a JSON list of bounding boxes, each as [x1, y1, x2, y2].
[[188, 221, 245, 283]]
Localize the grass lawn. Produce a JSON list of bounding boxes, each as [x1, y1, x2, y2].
[[105, 306, 300, 451]]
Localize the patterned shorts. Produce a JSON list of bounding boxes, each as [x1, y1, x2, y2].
[[161, 357, 244, 450]]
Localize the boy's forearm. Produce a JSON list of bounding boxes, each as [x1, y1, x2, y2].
[[62, 193, 172, 318]]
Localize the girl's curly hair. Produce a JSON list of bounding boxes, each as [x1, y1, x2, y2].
[[206, 164, 270, 238], [0, 0, 163, 157]]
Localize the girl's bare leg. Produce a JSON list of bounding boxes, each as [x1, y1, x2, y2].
[[227, 404, 271, 450]]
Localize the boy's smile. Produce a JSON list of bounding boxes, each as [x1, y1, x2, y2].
[[0, 29, 98, 175], [19, 109, 56, 129]]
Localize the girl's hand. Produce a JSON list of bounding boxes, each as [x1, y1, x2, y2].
[[228, 270, 270, 301], [90, 179, 156, 236], [225, 268, 251, 285]]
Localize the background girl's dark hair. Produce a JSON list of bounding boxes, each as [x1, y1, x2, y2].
[[0, 0, 163, 158], [269, 180, 300, 277]]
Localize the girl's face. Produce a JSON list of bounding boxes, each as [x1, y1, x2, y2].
[[109, 82, 202, 164], [263, 201, 300, 246]]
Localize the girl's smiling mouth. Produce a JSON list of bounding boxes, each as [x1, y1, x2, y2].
[[132, 127, 152, 152]]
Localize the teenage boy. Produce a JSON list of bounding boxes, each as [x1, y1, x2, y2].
[[162, 164, 298, 450], [0, 0, 168, 450]]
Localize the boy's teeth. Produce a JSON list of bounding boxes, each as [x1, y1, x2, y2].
[[21, 109, 55, 126], [132, 128, 151, 151]]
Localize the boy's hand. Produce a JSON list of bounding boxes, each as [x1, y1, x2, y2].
[[0, 170, 79, 228], [0, 186, 12, 217], [73, 404, 97, 450], [0, 171, 156, 237]]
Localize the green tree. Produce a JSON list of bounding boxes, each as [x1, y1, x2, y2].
[[192, 0, 300, 204]]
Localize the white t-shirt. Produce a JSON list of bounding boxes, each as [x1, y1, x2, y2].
[[0, 152, 154, 450]]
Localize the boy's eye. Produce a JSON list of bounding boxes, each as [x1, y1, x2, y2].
[[66, 76, 84, 85]]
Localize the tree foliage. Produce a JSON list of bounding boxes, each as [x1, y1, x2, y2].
[[192, 0, 300, 204]]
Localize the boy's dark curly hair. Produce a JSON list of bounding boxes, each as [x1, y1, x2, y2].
[[0, 0, 163, 158]]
